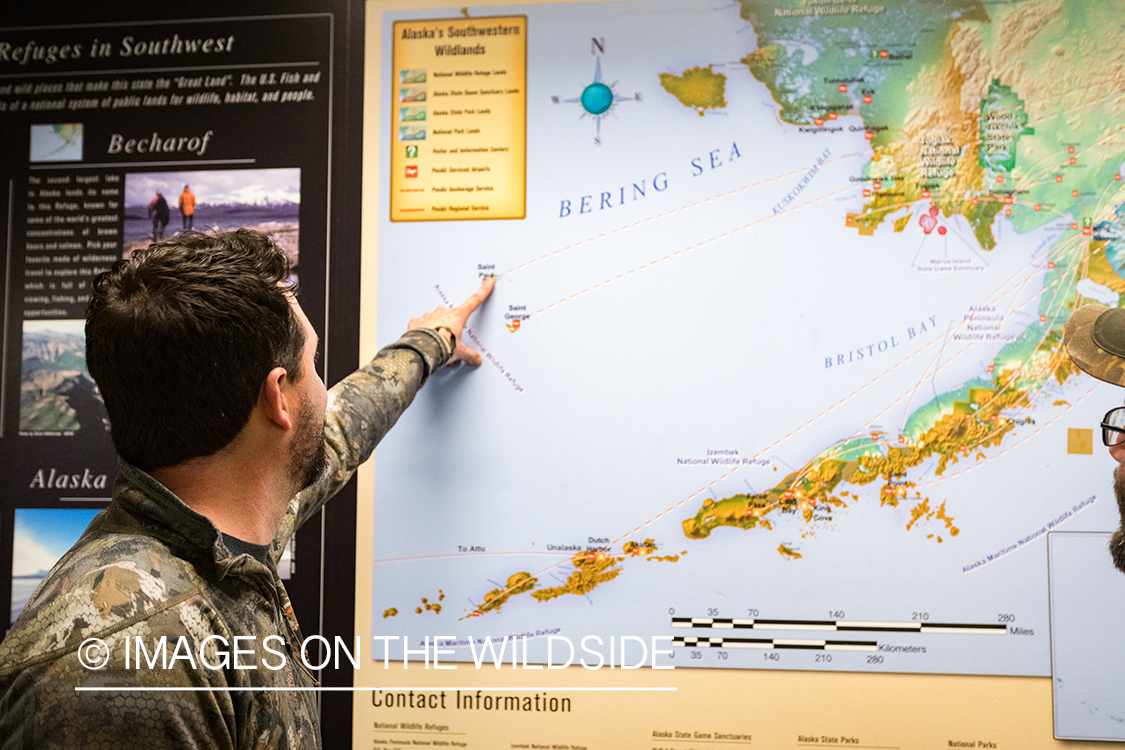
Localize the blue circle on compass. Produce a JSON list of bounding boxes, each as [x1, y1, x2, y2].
[[580, 82, 613, 115]]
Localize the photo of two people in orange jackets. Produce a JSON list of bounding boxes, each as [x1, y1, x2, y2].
[[147, 185, 195, 241]]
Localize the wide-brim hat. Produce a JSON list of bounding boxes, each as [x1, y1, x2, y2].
[[1064, 303, 1125, 387]]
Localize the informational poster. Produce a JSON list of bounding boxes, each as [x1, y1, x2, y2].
[[0, 13, 363, 744], [357, 0, 1125, 747]]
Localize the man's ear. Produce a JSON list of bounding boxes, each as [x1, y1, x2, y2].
[[259, 366, 294, 430]]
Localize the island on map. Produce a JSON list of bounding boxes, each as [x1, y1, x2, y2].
[[658, 65, 726, 115]]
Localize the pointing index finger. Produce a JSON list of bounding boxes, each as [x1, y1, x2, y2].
[[454, 276, 496, 321]]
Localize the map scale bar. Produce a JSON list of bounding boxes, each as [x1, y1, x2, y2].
[[672, 636, 877, 652], [671, 617, 1007, 635]]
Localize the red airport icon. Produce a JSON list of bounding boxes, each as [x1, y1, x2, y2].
[[863, 95, 872, 104], [1048, 262, 1055, 269], [921, 190, 931, 198], [1083, 226, 1093, 236], [405, 165, 418, 178], [873, 181, 882, 190], [865, 131, 874, 140], [1056, 175, 1063, 182], [1068, 146, 1076, 154], [988, 365, 995, 373], [921, 206, 940, 234], [1072, 223, 1079, 230], [1034, 203, 1041, 211], [1005, 209, 1012, 216], [996, 175, 1004, 183], [1004, 196, 1013, 204], [1040, 315, 1047, 322], [815, 118, 824, 126], [971, 197, 979, 205], [863, 189, 871, 197], [839, 84, 847, 93], [1069, 157, 1077, 164], [1072, 190, 1079, 197], [879, 50, 889, 58], [828, 112, 838, 120]]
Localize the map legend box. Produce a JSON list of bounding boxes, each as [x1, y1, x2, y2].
[[389, 15, 527, 221]]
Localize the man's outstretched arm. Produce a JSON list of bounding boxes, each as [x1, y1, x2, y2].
[[281, 276, 495, 541]]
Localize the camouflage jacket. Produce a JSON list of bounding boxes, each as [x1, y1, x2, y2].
[[0, 330, 451, 750]]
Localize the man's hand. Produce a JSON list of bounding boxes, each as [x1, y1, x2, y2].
[[407, 276, 496, 366]]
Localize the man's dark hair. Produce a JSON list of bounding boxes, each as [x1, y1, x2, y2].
[[86, 229, 306, 471]]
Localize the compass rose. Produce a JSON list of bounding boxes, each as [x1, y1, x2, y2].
[[556, 55, 636, 145]]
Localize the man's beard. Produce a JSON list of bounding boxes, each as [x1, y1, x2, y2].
[[289, 391, 328, 492], [1111, 467, 1125, 573]]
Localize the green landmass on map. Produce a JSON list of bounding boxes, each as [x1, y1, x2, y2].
[[465, 541, 684, 616], [683, 359, 1044, 545], [658, 65, 726, 115], [478, 572, 537, 615], [668, 0, 1125, 558], [737, 0, 1125, 250], [979, 79, 1032, 173], [532, 551, 624, 602]]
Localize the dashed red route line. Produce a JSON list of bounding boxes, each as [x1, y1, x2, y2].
[[603, 257, 1098, 544], [458, 271, 1100, 615], [372, 551, 575, 565], [479, 226, 1103, 609], [517, 170, 1121, 328], [592, 386, 1098, 560], [522, 182, 864, 321], [920, 389, 1094, 487], [501, 150, 870, 280], [895, 237, 1086, 432], [847, 171, 1118, 434]]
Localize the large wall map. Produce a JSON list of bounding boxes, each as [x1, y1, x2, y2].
[[372, 0, 1125, 676]]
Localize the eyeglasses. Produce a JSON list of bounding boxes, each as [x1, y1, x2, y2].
[[1102, 406, 1125, 446]]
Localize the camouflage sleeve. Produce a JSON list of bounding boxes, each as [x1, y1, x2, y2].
[[0, 621, 240, 750], [0, 539, 323, 749], [272, 329, 452, 553], [0, 546, 240, 750]]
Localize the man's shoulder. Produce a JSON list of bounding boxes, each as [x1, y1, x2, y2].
[[0, 532, 243, 749], [0, 528, 210, 677]]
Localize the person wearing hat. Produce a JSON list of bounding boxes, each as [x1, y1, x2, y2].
[[1063, 302, 1125, 572]]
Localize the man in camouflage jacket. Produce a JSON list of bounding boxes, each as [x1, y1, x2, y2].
[[0, 230, 493, 749]]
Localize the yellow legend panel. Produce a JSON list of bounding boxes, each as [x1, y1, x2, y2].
[[390, 16, 527, 221]]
